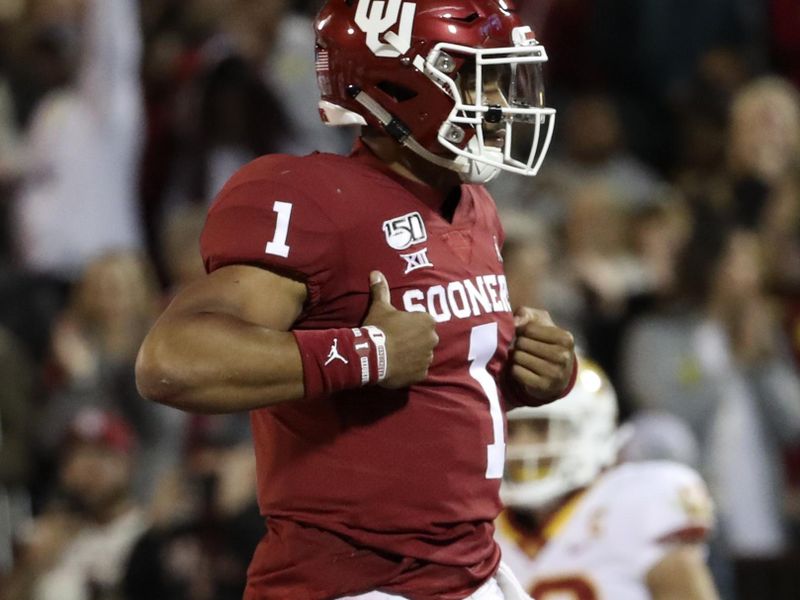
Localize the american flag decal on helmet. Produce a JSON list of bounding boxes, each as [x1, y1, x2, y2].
[[315, 48, 330, 72], [316, 48, 332, 95]]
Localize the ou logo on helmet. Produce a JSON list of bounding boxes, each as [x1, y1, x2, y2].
[[355, 0, 417, 58]]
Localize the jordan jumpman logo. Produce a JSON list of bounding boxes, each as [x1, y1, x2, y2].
[[324, 338, 349, 366]]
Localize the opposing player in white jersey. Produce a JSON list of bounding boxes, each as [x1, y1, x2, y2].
[[496, 360, 720, 600]]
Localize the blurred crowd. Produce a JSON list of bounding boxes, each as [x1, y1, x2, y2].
[[0, 1, 798, 599]]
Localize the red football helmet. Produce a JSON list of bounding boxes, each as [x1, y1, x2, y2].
[[315, 0, 556, 183]]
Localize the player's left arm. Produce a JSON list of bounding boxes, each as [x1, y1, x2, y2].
[[646, 544, 720, 600], [503, 307, 577, 405]]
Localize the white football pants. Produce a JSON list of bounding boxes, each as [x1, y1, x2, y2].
[[340, 562, 532, 600]]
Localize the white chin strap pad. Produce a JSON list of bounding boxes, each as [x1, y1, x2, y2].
[[458, 140, 503, 184]]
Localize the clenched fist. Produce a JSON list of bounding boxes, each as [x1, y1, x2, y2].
[[363, 271, 439, 389], [509, 307, 576, 402]]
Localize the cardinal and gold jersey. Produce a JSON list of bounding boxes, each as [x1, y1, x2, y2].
[[496, 461, 714, 600], [200, 142, 519, 600]]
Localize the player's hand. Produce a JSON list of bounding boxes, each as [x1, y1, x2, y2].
[[363, 271, 438, 389], [510, 307, 575, 401]]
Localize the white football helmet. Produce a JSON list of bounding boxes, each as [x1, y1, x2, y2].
[[500, 358, 620, 509]]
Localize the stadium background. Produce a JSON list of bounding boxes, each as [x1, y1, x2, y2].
[[0, 0, 799, 598]]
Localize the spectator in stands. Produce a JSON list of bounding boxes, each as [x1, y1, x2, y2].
[[674, 75, 800, 242], [11, 0, 144, 281], [142, 0, 299, 281], [489, 93, 665, 224], [124, 414, 260, 600], [673, 48, 751, 210], [500, 210, 585, 349], [621, 213, 800, 563], [40, 251, 185, 501], [558, 183, 655, 386], [729, 77, 799, 190], [4, 409, 147, 600], [627, 199, 691, 303], [593, 0, 767, 170], [164, 53, 292, 210], [549, 94, 666, 209], [727, 77, 800, 244]]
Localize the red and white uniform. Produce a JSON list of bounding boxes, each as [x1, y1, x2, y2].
[[495, 461, 714, 600], [201, 143, 518, 600]]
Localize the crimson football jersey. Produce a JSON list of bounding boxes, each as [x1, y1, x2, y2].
[[200, 143, 517, 600]]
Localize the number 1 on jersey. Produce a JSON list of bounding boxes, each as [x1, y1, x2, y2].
[[265, 201, 292, 258], [468, 322, 505, 479]]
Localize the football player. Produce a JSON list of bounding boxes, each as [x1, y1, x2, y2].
[[136, 1, 576, 598], [497, 360, 719, 600]]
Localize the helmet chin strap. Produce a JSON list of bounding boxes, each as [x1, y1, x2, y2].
[[350, 87, 497, 183], [458, 139, 503, 184]]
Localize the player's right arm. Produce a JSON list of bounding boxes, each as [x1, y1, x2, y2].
[[646, 544, 719, 600], [136, 266, 437, 413], [135, 264, 306, 413]]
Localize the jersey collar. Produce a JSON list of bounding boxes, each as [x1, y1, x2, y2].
[[349, 138, 453, 214]]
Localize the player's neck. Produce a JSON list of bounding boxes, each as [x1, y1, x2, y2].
[[361, 133, 462, 198]]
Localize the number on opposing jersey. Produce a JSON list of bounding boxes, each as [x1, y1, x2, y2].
[[531, 576, 599, 600], [265, 201, 292, 257], [468, 322, 505, 479]]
